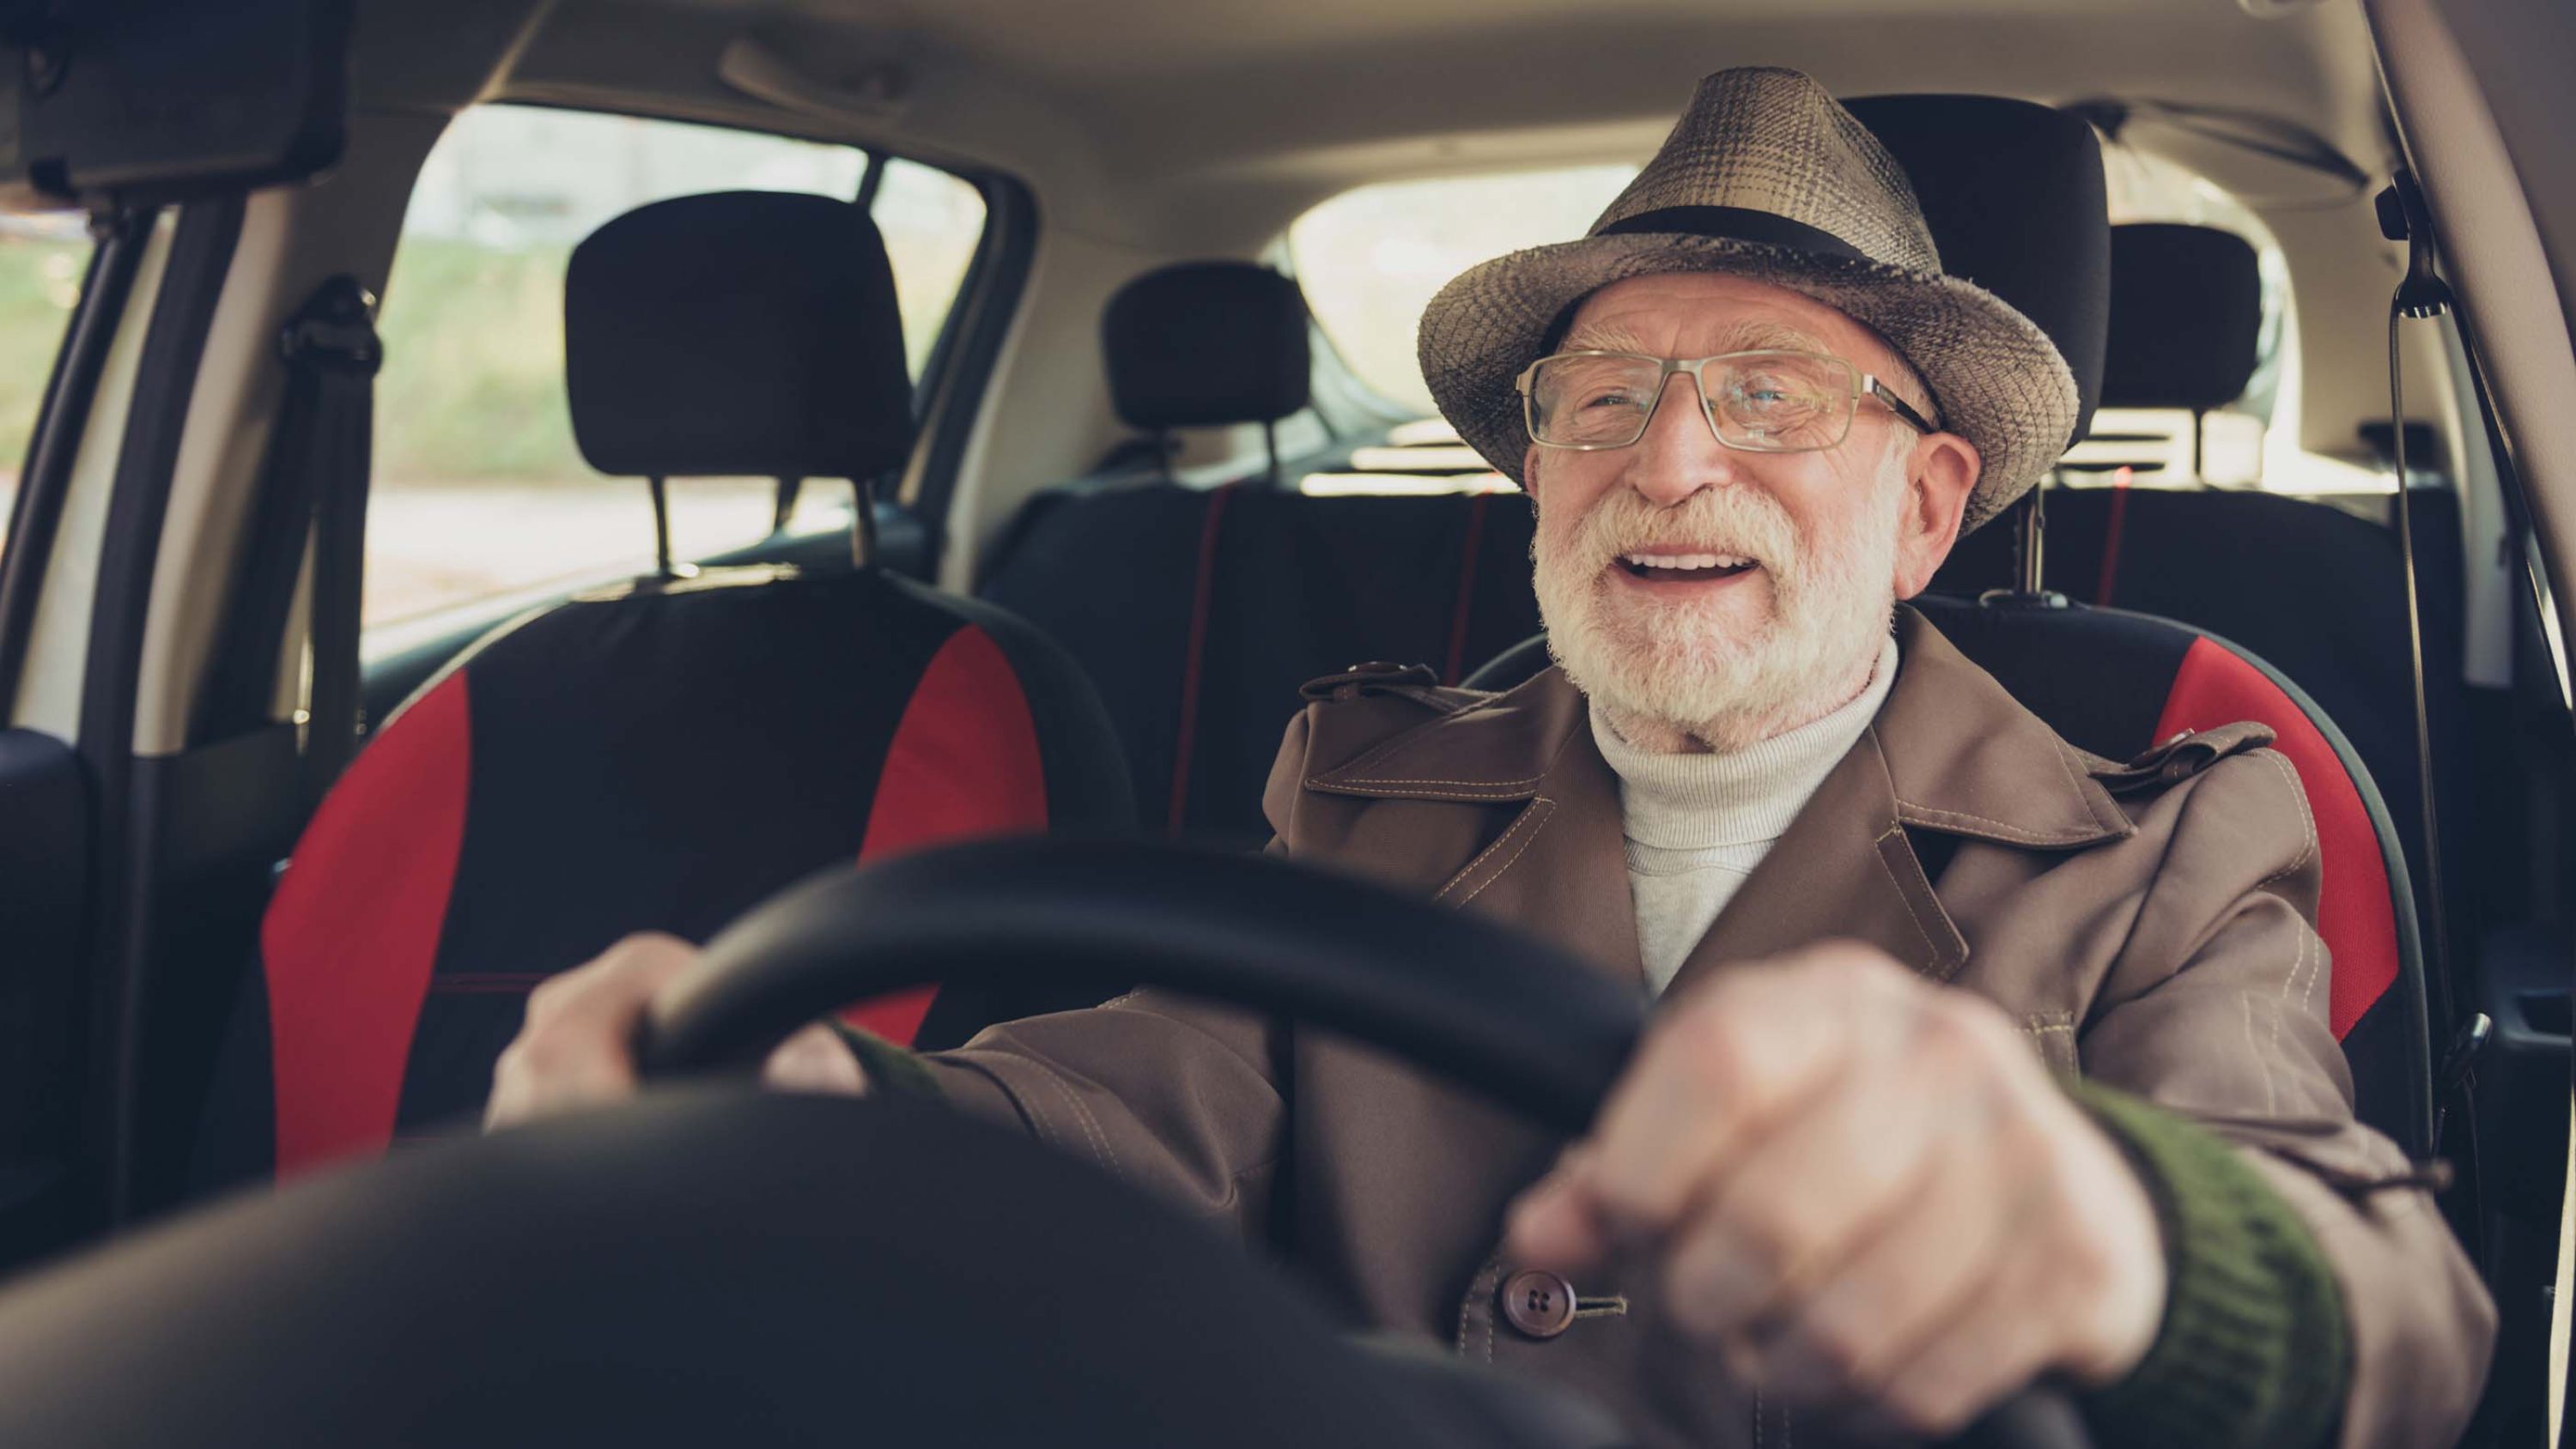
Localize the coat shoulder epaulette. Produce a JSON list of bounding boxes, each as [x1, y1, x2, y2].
[[2088, 719, 2278, 796], [1298, 660, 1467, 709]]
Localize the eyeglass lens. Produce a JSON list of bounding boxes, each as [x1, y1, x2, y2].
[[1528, 352, 1856, 452]]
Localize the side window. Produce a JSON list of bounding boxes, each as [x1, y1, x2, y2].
[[0, 218, 99, 563], [365, 107, 986, 639], [873, 156, 987, 377]]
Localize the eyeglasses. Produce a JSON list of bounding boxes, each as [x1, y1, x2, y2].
[[1514, 349, 1939, 453]]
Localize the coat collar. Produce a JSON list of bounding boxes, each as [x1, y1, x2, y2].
[[1309, 607, 2130, 848], [1304, 607, 2134, 991]]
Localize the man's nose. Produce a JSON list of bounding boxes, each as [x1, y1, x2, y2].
[[1620, 371, 1743, 508]]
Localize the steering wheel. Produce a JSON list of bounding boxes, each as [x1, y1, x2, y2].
[[0, 839, 2087, 1448], [640, 837, 2090, 1449]]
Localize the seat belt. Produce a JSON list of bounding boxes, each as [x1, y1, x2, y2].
[[192, 275, 382, 811]]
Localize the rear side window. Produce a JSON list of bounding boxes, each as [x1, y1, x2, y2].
[[366, 106, 986, 640], [1290, 165, 1637, 416], [0, 217, 100, 565]]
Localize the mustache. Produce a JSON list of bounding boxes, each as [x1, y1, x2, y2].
[[1558, 488, 1802, 576]]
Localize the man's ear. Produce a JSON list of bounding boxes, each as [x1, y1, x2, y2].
[[1522, 446, 1543, 516], [1891, 433, 1979, 599]]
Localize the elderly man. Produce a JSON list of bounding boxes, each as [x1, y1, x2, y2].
[[488, 68, 2492, 1448]]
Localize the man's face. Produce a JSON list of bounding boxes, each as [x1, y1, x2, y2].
[[1525, 272, 1979, 748]]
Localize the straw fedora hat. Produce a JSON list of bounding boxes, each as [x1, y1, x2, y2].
[[1417, 66, 2080, 531]]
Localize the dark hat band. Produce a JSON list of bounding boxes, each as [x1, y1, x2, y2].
[[1594, 205, 1868, 263]]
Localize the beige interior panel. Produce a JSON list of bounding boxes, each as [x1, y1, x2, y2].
[[11, 217, 176, 741], [2366, 0, 2576, 668], [128, 110, 452, 757]]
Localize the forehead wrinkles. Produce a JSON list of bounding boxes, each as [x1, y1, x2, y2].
[[1558, 312, 1835, 360]]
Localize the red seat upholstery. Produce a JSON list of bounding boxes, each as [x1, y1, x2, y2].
[[198, 193, 1132, 1185], [1911, 596, 2432, 1152]]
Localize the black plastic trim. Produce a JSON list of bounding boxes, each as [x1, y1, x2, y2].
[[70, 197, 245, 1222], [0, 726, 94, 1270], [0, 213, 149, 707]]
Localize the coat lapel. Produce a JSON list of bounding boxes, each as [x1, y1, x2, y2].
[[1443, 722, 1643, 987], [1666, 608, 2134, 999], [1666, 726, 1966, 997], [1307, 669, 1644, 987]]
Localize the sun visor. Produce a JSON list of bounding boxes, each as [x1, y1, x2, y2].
[[0, 0, 349, 212]]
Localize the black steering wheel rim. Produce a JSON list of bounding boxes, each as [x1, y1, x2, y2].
[[640, 836, 2090, 1449], [640, 835, 1650, 1134]]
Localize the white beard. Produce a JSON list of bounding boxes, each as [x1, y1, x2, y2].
[[1532, 475, 1900, 750]]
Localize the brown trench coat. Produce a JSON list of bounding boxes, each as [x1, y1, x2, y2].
[[914, 607, 2494, 1447]]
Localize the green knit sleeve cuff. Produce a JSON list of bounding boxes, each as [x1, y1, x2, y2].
[[2064, 1078, 2348, 1449], [828, 1022, 948, 1103]]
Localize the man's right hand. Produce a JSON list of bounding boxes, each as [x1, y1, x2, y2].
[[484, 931, 869, 1131]]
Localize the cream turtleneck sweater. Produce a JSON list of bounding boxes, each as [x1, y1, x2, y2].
[[1590, 634, 1899, 995]]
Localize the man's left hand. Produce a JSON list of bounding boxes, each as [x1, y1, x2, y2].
[[1505, 941, 2166, 1435]]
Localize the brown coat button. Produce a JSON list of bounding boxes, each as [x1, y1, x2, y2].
[[1499, 1269, 1577, 1339]]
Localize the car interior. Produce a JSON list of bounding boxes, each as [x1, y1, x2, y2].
[[0, 0, 2567, 1443]]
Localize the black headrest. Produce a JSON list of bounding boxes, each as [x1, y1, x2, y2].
[[2102, 223, 2263, 412], [565, 191, 914, 482], [1102, 262, 1309, 429], [1844, 95, 2111, 446]]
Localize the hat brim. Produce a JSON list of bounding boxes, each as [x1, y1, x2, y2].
[[1415, 232, 2081, 533]]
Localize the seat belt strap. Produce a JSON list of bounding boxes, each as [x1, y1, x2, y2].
[[296, 282, 381, 808], [191, 276, 381, 809]]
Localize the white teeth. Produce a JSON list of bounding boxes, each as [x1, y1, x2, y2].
[[1621, 551, 1753, 572]]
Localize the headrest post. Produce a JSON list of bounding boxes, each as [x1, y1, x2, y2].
[[772, 476, 804, 536], [648, 476, 675, 579], [1262, 419, 1280, 488], [2015, 481, 2046, 596], [2190, 412, 2204, 482], [852, 474, 881, 570]]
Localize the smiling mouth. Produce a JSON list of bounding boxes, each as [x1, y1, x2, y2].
[[1616, 551, 1759, 583]]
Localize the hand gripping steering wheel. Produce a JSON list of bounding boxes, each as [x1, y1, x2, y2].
[[640, 837, 2093, 1449]]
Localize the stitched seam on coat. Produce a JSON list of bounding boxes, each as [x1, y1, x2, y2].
[[2249, 749, 2318, 890], [1872, 824, 1949, 972], [2242, 993, 2279, 1115], [1038, 1068, 1122, 1178], [1332, 771, 1546, 789], [1892, 800, 2099, 844], [2050, 737, 2127, 834], [1321, 722, 1582, 799], [1457, 1259, 1506, 1361], [1105, 995, 1285, 1087], [1315, 712, 1450, 782], [1305, 781, 1540, 801], [939, 1057, 1045, 1139], [1440, 799, 1555, 905], [1311, 700, 1532, 786], [999, 1060, 1069, 1155]]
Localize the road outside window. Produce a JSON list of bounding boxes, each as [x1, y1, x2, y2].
[[367, 107, 984, 638], [0, 218, 97, 566]]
